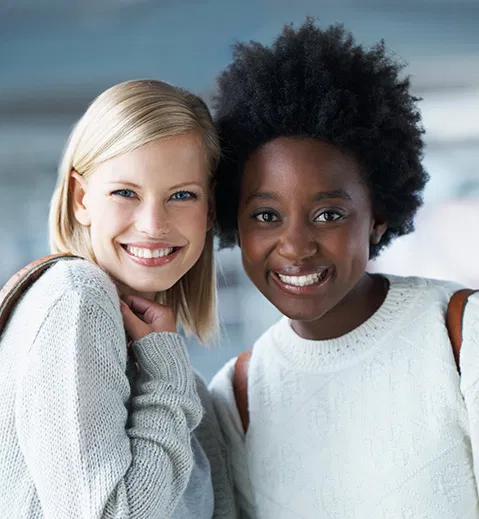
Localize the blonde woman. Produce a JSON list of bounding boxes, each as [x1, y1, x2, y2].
[[0, 80, 235, 518]]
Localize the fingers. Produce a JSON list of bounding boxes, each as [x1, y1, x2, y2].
[[120, 300, 148, 341], [120, 296, 177, 337], [122, 295, 152, 316], [122, 295, 169, 324]]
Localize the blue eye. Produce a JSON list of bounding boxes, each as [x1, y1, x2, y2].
[[171, 191, 197, 201], [254, 211, 280, 223], [314, 210, 343, 222], [112, 189, 136, 198]]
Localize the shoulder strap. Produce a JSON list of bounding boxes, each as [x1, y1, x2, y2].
[[446, 288, 478, 374], [233, 348, 252, 434], [0, 253, 78, 337]]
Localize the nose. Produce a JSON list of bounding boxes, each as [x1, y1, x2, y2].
[[277, 218, 318, 260], [136, 201, 170, 236]]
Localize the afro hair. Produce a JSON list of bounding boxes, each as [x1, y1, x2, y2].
[[213, 18, 429, 258]]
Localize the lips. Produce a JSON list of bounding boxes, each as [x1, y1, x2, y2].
[[277, 270, 327, 287], [121, 243, 181, 267], [124, 245, 175, 259], [271, 266, 333, 293]]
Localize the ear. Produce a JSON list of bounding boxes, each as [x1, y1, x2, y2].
[[70, 170, 91, 226], [370, 217, 388, 245]]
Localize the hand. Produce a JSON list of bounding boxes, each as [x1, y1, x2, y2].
[[120, 295, 177, 341]]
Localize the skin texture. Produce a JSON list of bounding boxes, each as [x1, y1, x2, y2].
[[238, 136, 389, 340], [71, 132, 211, 302]]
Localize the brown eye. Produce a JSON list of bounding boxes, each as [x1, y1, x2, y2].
[[314, 210, 343, 222], [254, 211, 279, 223]]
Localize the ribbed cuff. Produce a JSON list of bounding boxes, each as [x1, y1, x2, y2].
[[131, 332, 194, 392]]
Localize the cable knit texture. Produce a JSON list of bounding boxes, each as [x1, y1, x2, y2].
[[210, 274, 479, 519], [0, 259, 235, 518]]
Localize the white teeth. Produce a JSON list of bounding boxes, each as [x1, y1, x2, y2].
[[277, 271, 326, 287], [126, 246, 173, 259]]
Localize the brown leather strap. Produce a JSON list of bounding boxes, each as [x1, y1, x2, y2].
[[233, 348, 252, 434], [446, 289, 477, 374], [0, 253, 78, 336]]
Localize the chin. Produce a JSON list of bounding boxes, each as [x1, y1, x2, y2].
[[135, 283, 174, 295], [270, 300, 326, 323], [120, 278, 177, 298], [281, 310, 324, 323]]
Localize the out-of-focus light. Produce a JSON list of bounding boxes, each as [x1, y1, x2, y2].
[[421, 89, 479, 142]]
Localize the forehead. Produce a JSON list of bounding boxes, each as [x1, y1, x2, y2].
[[241, 137, 364, 195], [92, 133, 209, 184]]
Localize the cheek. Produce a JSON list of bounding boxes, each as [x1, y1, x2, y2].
[[238, 229, 267, 262], [174, 204, 209, 238], [89, 201, 133, 244], [324, 222, 371, 265], [307, 225, 370, 275], [89, 195, 129, 224]]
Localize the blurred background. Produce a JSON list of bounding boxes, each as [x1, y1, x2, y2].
[[1, 0, 478, 381]]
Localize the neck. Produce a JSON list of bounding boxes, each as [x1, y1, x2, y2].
[[114, 280, 157, 302], [291, 273, 388, 340]]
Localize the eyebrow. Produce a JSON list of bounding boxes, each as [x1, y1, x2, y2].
[[106, 180, 205, 190], [169, 181, 205, 190], [313, 189, 352, 202], [106, 180, 141, 189], [245, 189, 352, 205]]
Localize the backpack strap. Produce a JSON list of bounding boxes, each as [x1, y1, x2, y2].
[[0, 253, 78, 337], [446, 288, 478, 374], [233, 348, 252, 434]]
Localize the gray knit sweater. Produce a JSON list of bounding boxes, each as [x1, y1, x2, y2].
[[0, 259, 236, 518]]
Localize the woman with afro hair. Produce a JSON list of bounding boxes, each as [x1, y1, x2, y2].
[[209, 19, 479, 519]]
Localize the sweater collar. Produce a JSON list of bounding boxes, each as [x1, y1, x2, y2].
[[270, 274, 426, 373]]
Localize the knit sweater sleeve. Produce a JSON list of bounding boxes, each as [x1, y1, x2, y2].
[[194, 373, 237, 518], [209, 360, 256, 519], [14, 288, 203, 519]]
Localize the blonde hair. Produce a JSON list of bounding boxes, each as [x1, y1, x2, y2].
[[49, 79, 220, 343]]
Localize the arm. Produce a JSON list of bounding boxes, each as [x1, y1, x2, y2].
[[194, 373, 237, 518], [209, 360, 256, 519], [15, 289, 202, 519]]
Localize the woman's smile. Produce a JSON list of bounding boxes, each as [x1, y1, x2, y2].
[[121, 243, 183, 267], [270, 266, 334, 295]]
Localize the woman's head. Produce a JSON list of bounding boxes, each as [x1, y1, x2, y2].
[[50, 79, 219, 342], [213, 20, 429, 333], [214, 19, 428, 259]]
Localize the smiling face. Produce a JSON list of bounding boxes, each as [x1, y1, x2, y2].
[[71, 132, 210, 300], [238, 137, 387, 339]]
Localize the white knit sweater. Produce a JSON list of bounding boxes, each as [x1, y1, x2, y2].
[[210, 274, 479, 519], [0, 259, 235, 519]]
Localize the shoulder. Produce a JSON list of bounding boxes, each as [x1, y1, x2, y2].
[[41, 258, 118, 301], [208, 358, 245, 443], [196, 368, 235, 430], [209, 358, 236, 407], [7, 258, 122, 339], [208, 322, 280, 405], [33, 258, 120, 316], [384, 273, 465, 310]]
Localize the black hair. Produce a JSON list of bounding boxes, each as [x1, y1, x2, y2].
[[213, 18, 428, 258]]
